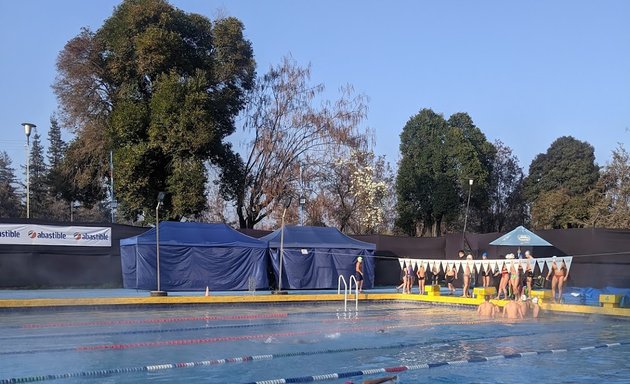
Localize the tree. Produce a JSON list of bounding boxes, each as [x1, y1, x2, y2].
[[486, 140, 527, 232], [0, 152, 21, 218], [395, 109, 494, 236], [220, 57, 368, 228], [524, 136, 599, 228], [43, 116, 74, 221], [27, 132, 50, 218], [588, 144, 630, 228], [321, 150, 392, 234], [53, 0, 255, 222]]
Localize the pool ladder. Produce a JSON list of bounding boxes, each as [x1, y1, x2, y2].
[[337, 275, 359, 312]]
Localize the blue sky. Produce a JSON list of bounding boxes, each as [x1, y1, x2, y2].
[[1, 1, 629, 182]]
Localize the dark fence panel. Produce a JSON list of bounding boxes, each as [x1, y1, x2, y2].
[[0, 219, 145, 288]]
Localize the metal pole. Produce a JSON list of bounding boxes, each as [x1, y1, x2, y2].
[[278, 207, 287, 291], [22, 123, 35, 219], [26, 141, 29, 219], [156, 205, 160, 292], [462, 179, 473, 249]]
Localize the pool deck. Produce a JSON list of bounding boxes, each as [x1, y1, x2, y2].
[[1, 289, 629, 318]]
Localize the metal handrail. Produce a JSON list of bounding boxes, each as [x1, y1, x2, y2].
[[337, 275, 348, 312], [348, 275, 359, 311]]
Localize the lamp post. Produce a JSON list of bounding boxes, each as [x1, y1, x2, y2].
[[150, 191, 167, 297], [462, 178, 474, 250], [273, 196, 292, 295], [21, 123, 35, 219], [299, 195, 306, 225]]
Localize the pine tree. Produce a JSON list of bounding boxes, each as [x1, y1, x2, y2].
[[0, 151, 22, 218], [28, 132, 49, 218]]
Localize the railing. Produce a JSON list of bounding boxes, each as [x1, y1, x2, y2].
[[337, 275, 359, 312]]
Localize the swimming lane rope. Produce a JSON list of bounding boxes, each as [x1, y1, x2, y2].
[[0, 330, 550, 383], [20, 312, 289, 329], [0, 338, 625, 384], [4, 319, 499, 355], [239, 342, 628, 384]]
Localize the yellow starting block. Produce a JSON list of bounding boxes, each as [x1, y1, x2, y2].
[[473, 287, 496, 298], [530, 290, 553, 301], [426, 285, 441, 296], [599, 294, 623, 309]]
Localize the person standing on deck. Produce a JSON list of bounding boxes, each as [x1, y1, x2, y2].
[[355, 257, 364, 293]]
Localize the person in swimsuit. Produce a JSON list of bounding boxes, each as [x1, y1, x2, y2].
[[481, 253, 491, 288], [508, 257, 520, 299], [404, 263, 414, 294], [495, 264, 509, 300], [416, 264, 426, 294], [355, 257, 364, 292], [546, 257, 568, 303], [522, 254, 534, 297], [431, 263, 440, 285], [462, 254, 473, 298], [502, 295, 524, 320], [445, 265, 456, 295], [477, 295, 498, 318]]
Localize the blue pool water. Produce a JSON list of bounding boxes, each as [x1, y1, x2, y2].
[[1, 301, 629, 383]]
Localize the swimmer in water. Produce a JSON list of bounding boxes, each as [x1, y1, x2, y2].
[[477, 295, 498, 318]]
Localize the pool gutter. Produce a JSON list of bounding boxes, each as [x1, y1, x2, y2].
[[1, 292, 629, 318]]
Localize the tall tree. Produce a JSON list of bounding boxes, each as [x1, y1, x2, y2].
[[395, 109, 494, 236], [588, 144, 630, 228], [0, 152, 21, 218], [53, 0, 255, 222], [27, 132, 50, 218], [446, 112, 495, 233], [524, 136, 599, 228], [486, 140, 527, 232], [220, 57, 368, 228], [45, 116, 73, 221]]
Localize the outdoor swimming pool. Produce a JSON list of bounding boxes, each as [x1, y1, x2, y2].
[[1, 301, 629, 383]]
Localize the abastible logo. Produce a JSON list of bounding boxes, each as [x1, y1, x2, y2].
[[0, 230, 20, 238], [28, 230, 38, 239], [74, 232, 109, 241], [517, 234, 531, 243]]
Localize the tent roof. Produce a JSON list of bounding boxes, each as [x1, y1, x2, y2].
[[120, 222, 267, 248], [489, 225, 553, 246], [260, 225, 376, 250]]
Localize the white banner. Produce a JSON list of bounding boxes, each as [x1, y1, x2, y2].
[[0, 224, 111, 247]]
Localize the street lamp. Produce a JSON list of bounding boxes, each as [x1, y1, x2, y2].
[[462, 178, 474, 250], [273, 196, 292, 295], [22, 123, 36, 219], [299, 195, 306, 225], [150, 191, 167, 297]]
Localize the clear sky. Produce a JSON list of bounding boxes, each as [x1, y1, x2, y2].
[[1, 0, 629, 183]]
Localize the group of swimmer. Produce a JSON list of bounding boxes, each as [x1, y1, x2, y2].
[[396, 250, 569, 304], [477, 294, 541, 319]]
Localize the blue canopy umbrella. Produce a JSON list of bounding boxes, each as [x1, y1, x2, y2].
[[489, 226, 552, 247]]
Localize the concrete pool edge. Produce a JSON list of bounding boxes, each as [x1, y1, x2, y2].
[[1, 292, 629, 318]]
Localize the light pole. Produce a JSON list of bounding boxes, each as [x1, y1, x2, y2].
[[22, 123, 35, 219], [150, 191, 167, 297], [299, 195, 306, 225], [462, 178, 474, 250], [273, 196, 292, 295]]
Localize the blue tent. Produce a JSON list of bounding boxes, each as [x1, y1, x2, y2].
[[120, 222, 269, 291], [260, 226, 376, 289]]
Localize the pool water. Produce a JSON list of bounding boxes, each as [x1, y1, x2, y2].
[[1, 302, 629, 383]]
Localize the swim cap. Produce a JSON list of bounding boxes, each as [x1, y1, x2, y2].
[[521, 294, 527, 301], [532, 297, 539, 304], [357, 257, 363, 262]]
